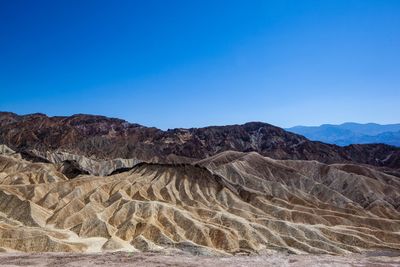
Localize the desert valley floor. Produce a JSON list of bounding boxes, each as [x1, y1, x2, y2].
[[1, 251, 400, 267]]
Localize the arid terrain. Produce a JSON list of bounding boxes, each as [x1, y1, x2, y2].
[[0, 113, 400, 266], [1, 112, 399, 171], [1, 251, 400, 267]]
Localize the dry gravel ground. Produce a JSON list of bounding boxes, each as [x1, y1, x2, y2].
[[0, 251, 400, 267]]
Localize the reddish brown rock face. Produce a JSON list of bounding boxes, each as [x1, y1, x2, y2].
[[0, 112, 399, 171]]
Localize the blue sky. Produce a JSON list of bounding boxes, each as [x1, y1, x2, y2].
[[0, 0, 399, 129]]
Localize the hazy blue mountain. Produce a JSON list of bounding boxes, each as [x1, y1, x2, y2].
[[287, 123, 400, 147]]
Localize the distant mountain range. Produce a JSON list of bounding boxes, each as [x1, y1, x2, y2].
[[286, 123, 400, 147], [0, 112, 399, 172]]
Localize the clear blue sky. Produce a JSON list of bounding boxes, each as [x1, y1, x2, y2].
[[1, 0, 399, 129]]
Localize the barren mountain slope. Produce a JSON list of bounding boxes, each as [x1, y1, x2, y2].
[[1, 112, 399, 171], [0, 149, 399, 255]]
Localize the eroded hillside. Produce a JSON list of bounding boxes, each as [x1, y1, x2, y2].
[[0, 147, 399, 255], [1, 113, 399, 172]]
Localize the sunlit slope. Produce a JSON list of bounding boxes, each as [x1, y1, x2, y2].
[[0, 150, 399, 254]]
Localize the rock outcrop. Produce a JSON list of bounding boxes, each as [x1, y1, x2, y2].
[[0, 112, 399, 173]]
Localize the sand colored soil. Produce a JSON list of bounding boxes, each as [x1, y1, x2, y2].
[[0, 251, 400, 267], [0, 149, 400, 257]]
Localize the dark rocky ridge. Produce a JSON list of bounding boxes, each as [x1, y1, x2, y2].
[[0, 112, 399, 171]]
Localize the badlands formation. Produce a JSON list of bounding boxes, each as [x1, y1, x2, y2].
[[0, 145, 400, 256], [0, 113, 400, 265]]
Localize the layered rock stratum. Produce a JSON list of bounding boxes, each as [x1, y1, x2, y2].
[[1, 112, 399, 173], [0, 145, 400, 255]]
